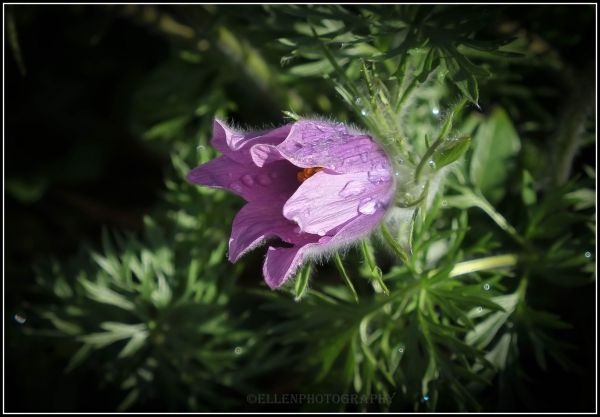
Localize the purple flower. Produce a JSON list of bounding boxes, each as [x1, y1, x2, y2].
[[187, 119, 396, 289]]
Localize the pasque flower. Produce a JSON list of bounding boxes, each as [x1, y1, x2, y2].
[[187, 119, 396, 289]]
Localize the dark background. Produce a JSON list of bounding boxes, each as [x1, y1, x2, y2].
[[4, 5, 596, 412]]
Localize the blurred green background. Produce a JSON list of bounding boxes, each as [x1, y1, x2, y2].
[[5, 5, 596, 412]]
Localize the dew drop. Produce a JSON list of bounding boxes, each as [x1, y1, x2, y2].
[[358, 198, 378, 215], [432, 107, 440, 115], [234, 346, 243, 355], [339, 181, 365, 197], [361, 109, 369, 116], [368, 171, 386, 185], [584, 251, 592, 259], [257, 174, 271, 186], [196, 145, 205, 150], [398, 344, 405, 353], [317, 229, 327, 236], [441, 199, 448, 207], [14, 313, 27, 325], [428, 160, 436, 169], [477, 306, 483, 313], [422, 394, 430, 402], [229, 182, 243, 192], [241, 174, 254, 186], [483, 283, 491, 291]]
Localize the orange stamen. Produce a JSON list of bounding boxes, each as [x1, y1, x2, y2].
[[297, 167, 324, 183]]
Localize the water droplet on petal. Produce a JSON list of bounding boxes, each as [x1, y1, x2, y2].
[[368, 171, 386, 185], [257, 174, 271, 186], [317, 229, 327, 236], [358, 198, 378, 215], [339, 181, 365, 197], [241, 174, 254, 186], [229, 182, 243, 192]]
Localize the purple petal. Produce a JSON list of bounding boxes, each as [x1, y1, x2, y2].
[[186, 156, 299, 202], [211, 119, 242, 157], [262, 198, 390, 289], [276, 120, 390, 174], [212, 119, 292, 163], [263, 245, 309, 289], [282, 170, 394, 236], [249, 143, 285, 167], [229, 201, 299, 262]]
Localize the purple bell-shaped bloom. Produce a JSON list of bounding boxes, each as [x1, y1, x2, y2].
[[187, 119, 396, 288]]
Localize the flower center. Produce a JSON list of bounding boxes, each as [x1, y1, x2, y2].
[[296, 167, 324, 183]]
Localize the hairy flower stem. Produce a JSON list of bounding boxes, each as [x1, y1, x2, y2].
[[415, 97, 468, 183]]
